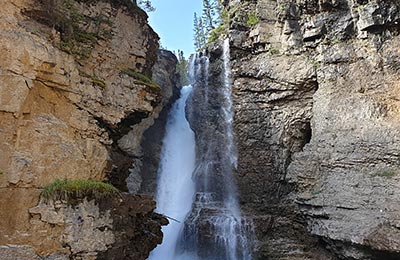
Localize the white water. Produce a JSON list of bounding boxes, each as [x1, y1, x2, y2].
[[148, 39, 252, 260], [148, 85, 196, 260]]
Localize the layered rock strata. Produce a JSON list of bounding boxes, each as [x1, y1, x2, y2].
[[224, 0, 400, 259], [0, 0, 171, 258]]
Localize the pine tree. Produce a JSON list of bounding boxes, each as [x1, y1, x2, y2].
[[198, 18, 207, 48], [194, 12, 207, 51], [202, 0, 216, 33], [176, 50, 189, 86], [193, 0, 223, 51], [138, 0, 155, 12], [193, 13, 201, 50]]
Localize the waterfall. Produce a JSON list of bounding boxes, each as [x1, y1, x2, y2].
[[148, 39, 252, 260], [148, 85, 196, 260]]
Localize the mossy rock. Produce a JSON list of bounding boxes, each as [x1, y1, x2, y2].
[[121, 68, 161, 91], [41, 179, 121, 203]]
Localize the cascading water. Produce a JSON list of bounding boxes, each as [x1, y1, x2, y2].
[[148, 39, 252, 260], [148, 85, 196, 260]]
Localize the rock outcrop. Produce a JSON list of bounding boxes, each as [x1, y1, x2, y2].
[[0, 0, 172, 258], [223, 0, 400, 259], [129, 49, 181, 195]]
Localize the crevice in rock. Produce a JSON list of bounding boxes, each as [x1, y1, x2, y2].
[[94, 111, 149, 142], [302, 121, 312, 147]]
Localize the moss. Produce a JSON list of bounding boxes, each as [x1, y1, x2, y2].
[[133, 80, 161, 91], [277, 3, 290, 16], [41, 179, 121, 202], [121, 68, 151, 83], [246, 12, 259, 27], [331, 39, 341, 45], [268, 48, 280, 55], [75, 31, 98, 44], [208, 23, 227, 43], [374, 170, 397, 178], [313, 60, 322, 69], [92, 75, 106, 88], [93, 14, 113, 27], [120, 68, 161, 91]]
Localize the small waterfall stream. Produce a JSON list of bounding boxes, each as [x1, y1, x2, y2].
[[148, 39, 252, 260], [148, 85, 196, 260]]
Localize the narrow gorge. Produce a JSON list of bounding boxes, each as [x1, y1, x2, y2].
[[1, 0, 400, 260]]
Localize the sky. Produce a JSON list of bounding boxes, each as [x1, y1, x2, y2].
[[147, 0, 203, 58]]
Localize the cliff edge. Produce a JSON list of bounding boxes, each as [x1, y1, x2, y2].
[[0, 0, 176, 259]]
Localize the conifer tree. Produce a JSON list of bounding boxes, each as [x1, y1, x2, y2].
[[176, 50, 189, 86], [202, 0, 216, 33], [193, 13, 201, 50], [198, 18, 207, 48], [194, 12, 207, 51], [193, 0, 223, 51], [138, 0, 155, 12]]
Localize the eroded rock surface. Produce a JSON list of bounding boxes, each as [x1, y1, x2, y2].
[[0, 0, 169, 258], [224, 0, 400, 259]]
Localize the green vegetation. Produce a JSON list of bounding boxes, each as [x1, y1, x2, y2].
[[374, 169, 397, 178], [121, 68, 161, 90], [121, 68, 152, 84], [175, 50, 189, 86], [92, 75, 106, 88], [208, 23, 226, 43], [78, 70, 107, 88], [277, 3, 290, 16], [331, 39, 341, 45], [137, 0, 155, 12], [246, 12, 259, 27], [34, 0, 115, 60], [268, 47, 280, 55], [41, 179, 121, 202], [194, 0, 224, 50]]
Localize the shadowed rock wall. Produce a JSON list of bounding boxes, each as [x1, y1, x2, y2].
[[224, 0, 400, 259]]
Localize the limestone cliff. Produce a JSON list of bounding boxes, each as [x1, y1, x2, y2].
[[0, 0, 175, 259], [223, 0, 400, 259]]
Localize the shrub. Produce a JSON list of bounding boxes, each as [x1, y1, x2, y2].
[[121, 68, 161, 90], [247, 12, 259, 27], [208, 23, 226, 43], [41, 179, 121, 202]]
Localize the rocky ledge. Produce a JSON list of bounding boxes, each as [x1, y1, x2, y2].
[[0, 0, 175, 258], [224, 0, 400, 259]]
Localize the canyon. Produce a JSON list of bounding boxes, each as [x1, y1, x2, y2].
[[1, 0, 400, 260]]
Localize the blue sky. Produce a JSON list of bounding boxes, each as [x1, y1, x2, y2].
[[148, 0, 202, 58]]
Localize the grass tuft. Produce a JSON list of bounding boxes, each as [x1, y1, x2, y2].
[[92, 75, 106, 88], [121, 68, 152, 84], [41, 179, 121, 202], [121, 68, 161, 90]]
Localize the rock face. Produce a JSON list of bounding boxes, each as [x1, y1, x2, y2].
[[224, 0, 400, 259], [130, 49, 181, 195], [0, 0, 171, 258]]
